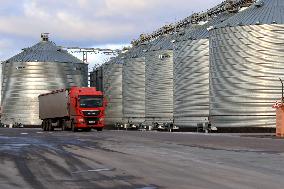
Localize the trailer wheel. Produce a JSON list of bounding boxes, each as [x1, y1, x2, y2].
[[42, 121, 47, 131], [47, 120, 51, 131], [47, 120, 54, 131], [42, 121, 45, 131], [62, 121, 67, 131]]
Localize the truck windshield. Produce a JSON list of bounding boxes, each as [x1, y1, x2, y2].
[[79, 96, 103, 108]]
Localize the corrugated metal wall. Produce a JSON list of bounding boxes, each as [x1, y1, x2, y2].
[[123, 51, 146, 123], [210, 24, 284, 128], [209, 0, 284, 128], [173, 13, 234, 128], [145, 34, 175, 124], [103, 57, 123, 126], [174, 38, 210, 127]]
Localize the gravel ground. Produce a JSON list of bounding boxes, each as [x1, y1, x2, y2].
[[0, 128, 284, 189]]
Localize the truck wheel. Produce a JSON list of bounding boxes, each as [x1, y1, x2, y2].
[[71, 121, 77, 132], [85, 128, 91, 132], [96, 128, 103, 132]]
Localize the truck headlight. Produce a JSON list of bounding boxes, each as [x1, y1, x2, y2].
[[78, 118, 84, 123]]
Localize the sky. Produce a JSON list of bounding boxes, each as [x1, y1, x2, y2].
[[0, 0, 221, 70]]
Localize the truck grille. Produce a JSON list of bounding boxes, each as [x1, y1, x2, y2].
[[85, 117, 100, 125], [82, 110, 100, 116]]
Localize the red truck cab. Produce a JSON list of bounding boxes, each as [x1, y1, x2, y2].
[[68, 87, 105, 131]]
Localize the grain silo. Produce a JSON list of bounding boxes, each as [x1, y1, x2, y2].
[[174, 11, 235, 128], [145, 34, 175, 124], [1, 34, 88, 126], [103, 55, 124, 126], [209, 0, 284, 128], [123, 43, 149, 124]]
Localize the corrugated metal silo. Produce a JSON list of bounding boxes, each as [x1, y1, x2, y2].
[[103, 56, 124, 126], [123, 44, 149, 124], [145, 34, 175, 124], [1, 34, 88, 126], [174, 13, 234, 128], [209, 0, 284, 128]]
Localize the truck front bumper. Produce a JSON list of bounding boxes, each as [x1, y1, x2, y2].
[[75, 116, 104, 129], [76, 122, 104, 129]]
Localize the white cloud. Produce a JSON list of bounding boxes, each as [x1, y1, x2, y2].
[[96, 0, 148, 17], [0, 39, 16, 60], [0, 0, 222, 60], [0, 39, 12, 49], [0, 0, 222, 39], [92, 43, 130, 50]]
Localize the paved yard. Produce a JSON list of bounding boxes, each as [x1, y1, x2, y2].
[[0, 128, 284, 189]]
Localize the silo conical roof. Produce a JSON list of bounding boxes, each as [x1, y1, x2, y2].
[[127, 43, 149, 58], [6, 40, 83, 63], [177, 12, 234, 41], [149, 34, 175, 51], [216, 0, 284, 28]]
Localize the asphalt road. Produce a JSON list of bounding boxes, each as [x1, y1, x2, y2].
[[0, 129, 284, 189]]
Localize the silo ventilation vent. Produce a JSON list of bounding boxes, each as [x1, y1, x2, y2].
[[159, 54, 171, 60], [41, 33, 49, 42], [255, 1, 264, 8], [255, 21, 261, 25], [207, 26, 214, 31], [178, 31, 185, 36], [16, 66, 25, 70], [237, 22, 244, 26]]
